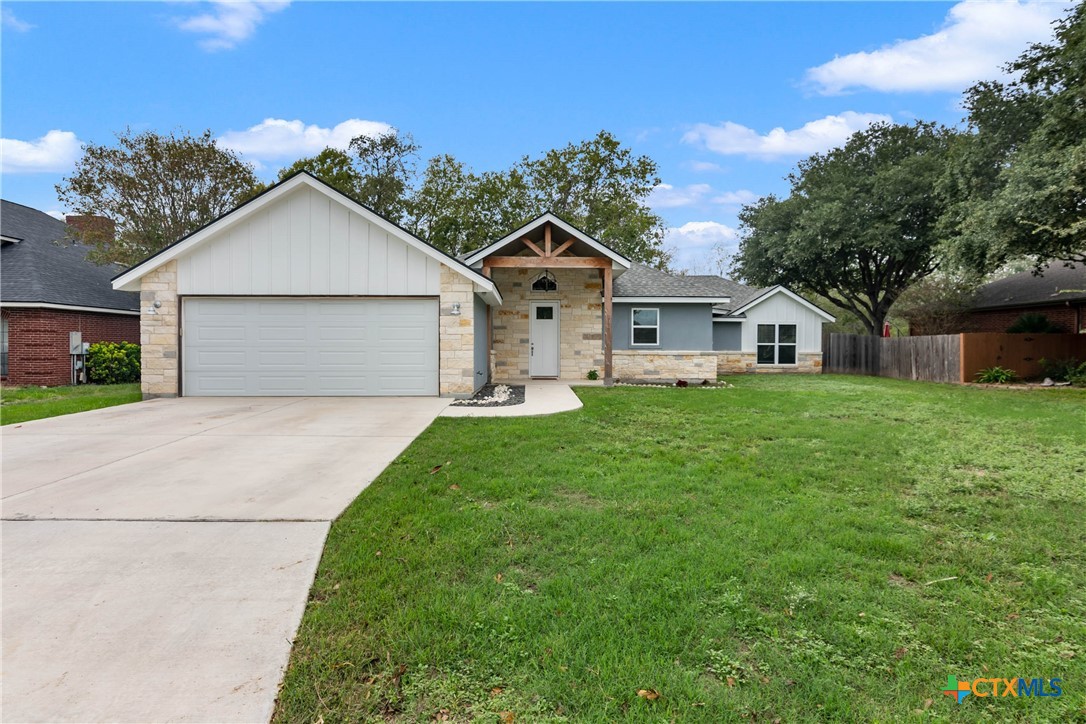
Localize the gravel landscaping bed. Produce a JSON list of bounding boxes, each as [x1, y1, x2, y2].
[[449, 384, 526, 407]]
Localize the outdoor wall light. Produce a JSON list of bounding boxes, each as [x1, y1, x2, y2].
[[451, 302, 461, 316]]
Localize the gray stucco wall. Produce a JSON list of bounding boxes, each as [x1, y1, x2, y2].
[[473, 294, 488, 392], [612, 303, 713, 350], [713, 322, 742, 351]]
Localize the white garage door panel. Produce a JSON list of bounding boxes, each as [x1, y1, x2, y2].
[[183, 298, 438, 396]]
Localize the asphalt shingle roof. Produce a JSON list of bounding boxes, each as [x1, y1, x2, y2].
[[1, 200, 139, 312], [971, 264, 1086, 310], [613, 263, 768, 314]]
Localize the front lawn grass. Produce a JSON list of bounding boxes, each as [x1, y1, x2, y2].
[[275, 376, 1085, 722], [1, 383, 141, 425]]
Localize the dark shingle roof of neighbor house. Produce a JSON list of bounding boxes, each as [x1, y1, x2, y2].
[[0, 200, 139, 312], [971, 264, 1086, 310]]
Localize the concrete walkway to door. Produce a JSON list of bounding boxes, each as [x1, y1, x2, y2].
[[1, 395, 447, 723]]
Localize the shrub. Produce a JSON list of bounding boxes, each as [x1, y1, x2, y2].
[[675, 379, 689, 387], [1039, 357, 1086, 384], [86, 342, 141, 384], [974, 366, 1018, 384], [1006, 313, 1064, 333], [586, 369, 599, 381]]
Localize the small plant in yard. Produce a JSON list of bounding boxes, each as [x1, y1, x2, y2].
[[86, 342, 141, 384], [675, 379, 689, 387], [974, 366, 1018, 384], [1039, 357, 1086, 385], [586, 369, 599, 381]]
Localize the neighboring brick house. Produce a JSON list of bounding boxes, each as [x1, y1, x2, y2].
[[1, 200, 139, 386], [909, 264, 1086, 336]]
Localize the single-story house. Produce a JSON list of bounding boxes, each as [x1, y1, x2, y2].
[[1, 200, 140, 386], [965, 264, 1085, 334], [112, 172, 834, 398]]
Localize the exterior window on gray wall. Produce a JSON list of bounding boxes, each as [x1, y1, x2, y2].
[[632, 308, 659, 345], [1, 316, 7, 377], [757, 323, 797, 364]]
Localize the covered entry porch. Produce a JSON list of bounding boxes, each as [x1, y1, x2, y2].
[[462, 214, 632, 385]]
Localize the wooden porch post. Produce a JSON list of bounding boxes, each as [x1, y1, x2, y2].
[[483, 263, 493, 383], [602, 266, 613, 385]]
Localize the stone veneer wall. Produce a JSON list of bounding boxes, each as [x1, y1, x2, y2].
[[491, 268, 604, 380], [717, 352, 822, 375], [439, 265, 476, 397], [139, 260, 179, 398], [613, 350, 718, 382]]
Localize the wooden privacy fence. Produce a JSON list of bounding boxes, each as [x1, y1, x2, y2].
[[823, 333, 960, 382], [823, 332, 1086, 383]]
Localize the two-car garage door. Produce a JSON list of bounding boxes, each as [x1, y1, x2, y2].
[[182, 297, 438, 396]]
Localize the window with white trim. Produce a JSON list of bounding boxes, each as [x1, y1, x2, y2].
[[632, 308, 659, 346], [757, 323, 797, 364]]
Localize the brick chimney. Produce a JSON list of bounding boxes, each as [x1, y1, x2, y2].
[[66, 214, 116, 242]]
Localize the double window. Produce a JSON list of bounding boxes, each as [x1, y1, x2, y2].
[[632, 308, 659, 346], [757, 323, 797, 365]]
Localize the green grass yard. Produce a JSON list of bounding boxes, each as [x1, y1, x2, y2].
[[0, 383, 141, 425], [275, 376, 1085, 722]]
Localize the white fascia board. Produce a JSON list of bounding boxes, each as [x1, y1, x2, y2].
[[613, 296, 731, 304], [1, 301, 140, 316], [712, 317, 744, 323], [463, 212, 632, 271], [1, 235, 22, 244], [731, 286, 837, 322], [112, 174, 498, 297]]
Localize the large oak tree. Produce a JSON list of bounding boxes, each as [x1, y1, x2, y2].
[[733, 122, 956, 335], [56, 129, 259, 266]]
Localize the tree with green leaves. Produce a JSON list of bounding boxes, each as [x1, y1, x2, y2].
[[348, 130, 419, 223], [56, 129, 259, 266], [521, 131, 669, 268], [944, 2, 1086, 273], [277, 147, 364, 197], [733, 122, 956, 336]]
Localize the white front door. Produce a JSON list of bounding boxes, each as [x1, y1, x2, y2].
[[529, 301, 560, 378]]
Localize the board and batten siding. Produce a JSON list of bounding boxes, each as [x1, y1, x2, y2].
[[176, 185, 443, 296], [740, 292, 825, 353]]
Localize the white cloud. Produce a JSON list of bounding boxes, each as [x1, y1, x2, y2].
[[218, 118, 393, 163], [686, 160, 723, 173], [648, 183, 712, 209], [46, 210, 66, 221], [806, 0, 1071, 95], [177, 1, 290, 51], [2, 7, 34, 32], [0, 130, 82, 173], [682, 112, 892, 159], [712, 189, 760, 207], [665, 220, 741, 272], [666, 220, 739, 250]]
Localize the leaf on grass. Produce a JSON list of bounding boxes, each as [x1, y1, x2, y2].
[[433, 708, 450, 721], [375, 550, 382, 557], [429, 464, 443, 475], [726, 677, 736, 687], [986, 572, 993, 583], [894, 647, 907, 660], [495, 573, 504, 583], [490, 687, 503, 697], [448, 484, 460, 490], [923, 698, 933, 710], [499, 711, 515, 723], [637, 688, 660, 700], [1007, 612, 1020, 620], [760, 676, 770, 684]]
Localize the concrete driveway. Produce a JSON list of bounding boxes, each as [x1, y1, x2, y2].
[[1, 396, 448, 723]]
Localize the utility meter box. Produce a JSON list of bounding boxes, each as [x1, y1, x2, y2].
[[69, 332, 83, 355]]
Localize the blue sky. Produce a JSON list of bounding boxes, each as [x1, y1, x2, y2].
[[1, 1, 1071, 271]]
